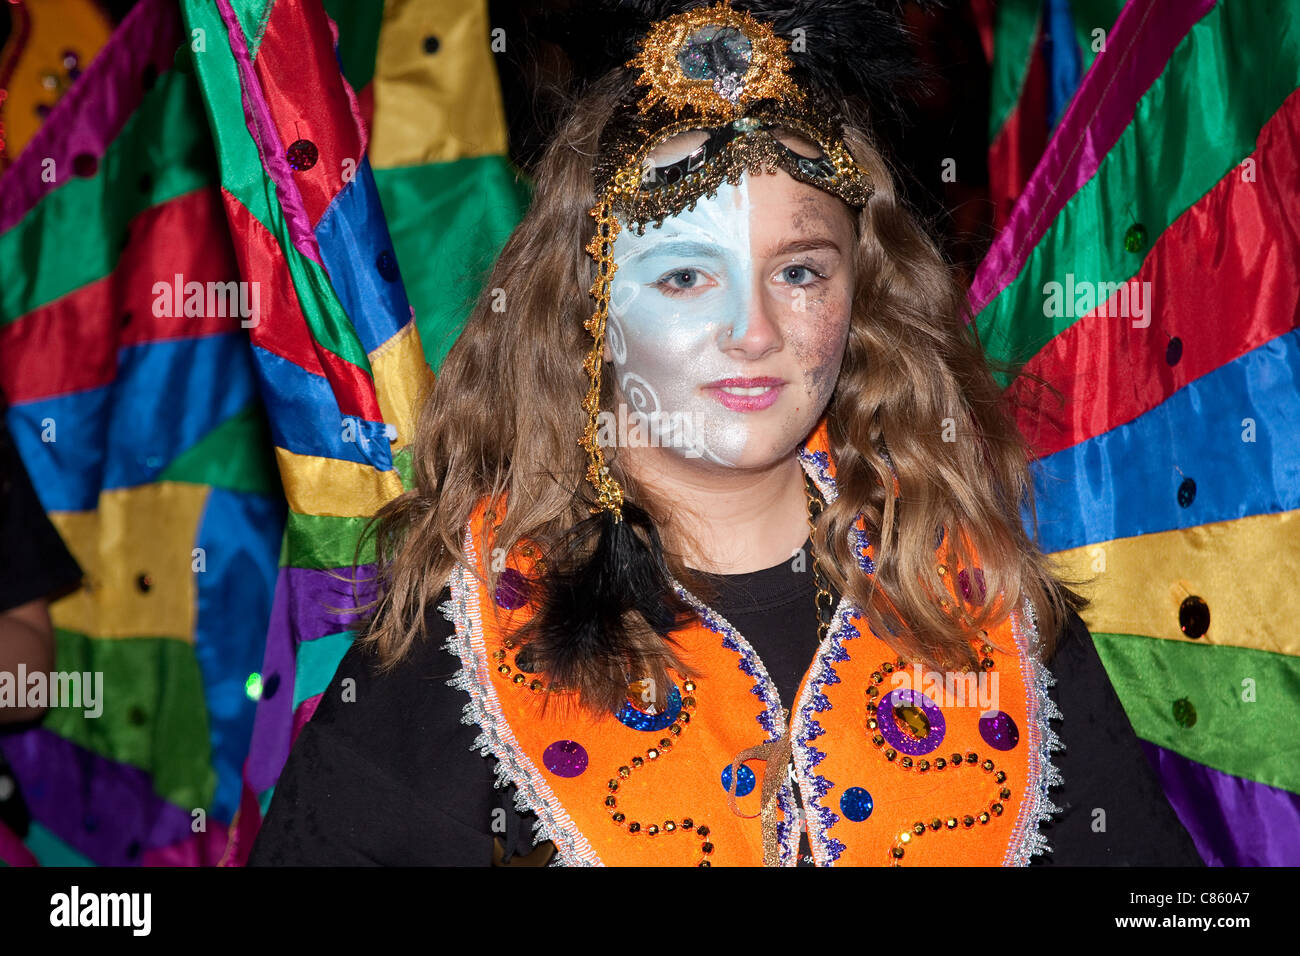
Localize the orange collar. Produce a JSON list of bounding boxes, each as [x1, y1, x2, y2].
[[440, 416, 1060, 865]]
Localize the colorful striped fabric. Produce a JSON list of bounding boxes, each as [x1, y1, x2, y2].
[[973, 0, 1300, 864], [171, 0, 526, 863], [7, 0, 1290, 869], [0, 0, 284, 866], [0, 0, 526, 866], [985, 0, 1127, 230]]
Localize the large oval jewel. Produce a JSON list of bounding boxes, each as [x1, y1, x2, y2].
[[677, 25, 752, 82], [896, 704, 931, 740], [493, 567, 529, 610], [876, 689, 946, 756]]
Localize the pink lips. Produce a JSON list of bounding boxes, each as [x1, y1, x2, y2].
[[702, 377, 785, 412]]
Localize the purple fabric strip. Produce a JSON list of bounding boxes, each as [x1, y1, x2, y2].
[[243, 565, 296, 791], [1140, 740, 1300, 866], [969, 0, 1220, 316], [213, 0, 323, 266], [242, 563, 377, 790], [0, 728, 196, 866], [0, 0, 181, 233], [286, 563, 378, 643]]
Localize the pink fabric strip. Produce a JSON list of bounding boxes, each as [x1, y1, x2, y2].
[[969, 0, 1219, 316], [0, 0, 181, 233]]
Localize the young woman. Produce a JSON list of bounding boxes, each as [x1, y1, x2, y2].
[[250, 0, 1201, 867]]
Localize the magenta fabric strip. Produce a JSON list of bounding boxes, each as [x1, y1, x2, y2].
[[969, 0, 1219, 316], [0, 0, 181, 233], [0, 817, 38, 866], [213, 0, 323, 266], [0, 728, 196, 866], [1140, 740, 1300, 866]]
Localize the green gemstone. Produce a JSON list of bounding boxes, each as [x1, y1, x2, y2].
[[1124, 223, 1147, 253], [1173, 697, 1198, 728]]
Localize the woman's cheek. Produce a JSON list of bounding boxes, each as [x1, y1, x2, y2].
[[791, 287, 852, 402]]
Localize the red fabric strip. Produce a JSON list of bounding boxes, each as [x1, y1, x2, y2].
[[0, 188, 241, 402], [987, 26, 1048, 234], [1009, 87, 1300, 458], [255, 0, 365, 228], [221, 193, 381, 422]]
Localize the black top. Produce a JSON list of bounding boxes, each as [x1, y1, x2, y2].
[[0, 398, 84, 613], [250, 540, 1204, 867]]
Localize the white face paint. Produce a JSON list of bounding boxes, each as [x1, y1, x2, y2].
[[604, 166, 856, 472]]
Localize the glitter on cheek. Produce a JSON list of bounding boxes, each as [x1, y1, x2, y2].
[[790, 285, 851, 411]]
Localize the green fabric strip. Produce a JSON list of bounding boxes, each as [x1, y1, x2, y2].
[[1092, 631, 1300, 796], [43, 629, 215, 812], [293, 630, 356, 708], [1071, 0, 1128, 76], [230, 0, 277, 62], [392, 442, 414, 490], [975, 0, 1300, 376], [323, 0, 384, 91], [158, 401, 282, 495], [182, 1, 276, 231], [375, 156, 533, 373], [988, 0, 1041, 143], [282, 511, 378, 569], [0, 70, 215, 323]]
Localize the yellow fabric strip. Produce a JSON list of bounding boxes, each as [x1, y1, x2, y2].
[[1049, 508, 1300, 657], [369, 319, 434, 451], [274, 446, 405, 518], [370, 0, 509, 168], [47, 482, 208, 640]]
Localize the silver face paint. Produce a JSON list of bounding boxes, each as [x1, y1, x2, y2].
[[606, 167, 854, 471]]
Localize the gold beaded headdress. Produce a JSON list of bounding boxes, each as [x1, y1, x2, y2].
[[579, 0, 877, 520]]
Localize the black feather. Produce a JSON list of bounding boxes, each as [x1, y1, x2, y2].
[[518, 500, 699, 712]]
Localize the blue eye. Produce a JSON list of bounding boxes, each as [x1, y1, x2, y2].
[[781, 264, 824, 285], [656, 268, 705, 294]]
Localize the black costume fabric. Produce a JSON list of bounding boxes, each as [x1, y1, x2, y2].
[[250, 540, 1203, 867], [0, 397, 84, 614]]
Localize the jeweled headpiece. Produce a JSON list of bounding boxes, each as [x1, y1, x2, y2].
[[577, 0, 894, 519]]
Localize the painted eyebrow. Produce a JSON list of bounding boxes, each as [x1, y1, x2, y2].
[[766, 236, 843, 257], [620, 238, 730, 264]]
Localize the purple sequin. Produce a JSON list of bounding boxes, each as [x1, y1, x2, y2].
[[875, 688, 947, 756], [979, 711, 1020, 751], [493, 567, 529, 610], [542, 740, 588, 777], [958, 568, 986, 602], [285, 138, 319, 171]]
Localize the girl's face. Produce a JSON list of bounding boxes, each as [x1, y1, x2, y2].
[[603, 165, 857, 471]]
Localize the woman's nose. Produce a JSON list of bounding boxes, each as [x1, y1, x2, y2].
[[718, 279, 782, 358]]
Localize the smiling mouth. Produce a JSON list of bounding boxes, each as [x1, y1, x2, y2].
[[702, 378, 785, 411]]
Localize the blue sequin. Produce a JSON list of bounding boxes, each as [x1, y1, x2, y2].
[[614, 683, 682, 732], [721, 762, 757, 797], [839, 787, 874, 822]]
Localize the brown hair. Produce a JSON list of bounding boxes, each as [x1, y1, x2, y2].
[[350, 70, 1087, 713]]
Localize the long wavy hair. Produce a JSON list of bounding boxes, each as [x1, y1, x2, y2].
[[351, 69, 1087, 715]]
